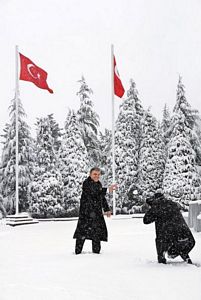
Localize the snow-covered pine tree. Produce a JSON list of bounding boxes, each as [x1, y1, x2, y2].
[[138, 109, 165, 202], [163, 77, 201, 209], [28, 117, 64, 218], [163, 114, 201, 209], [0, 123, 10, 142], [0, 98, 35, 213], [115, 79, 144, 212], [47, 113, 63, 152], [161, 103, 171, 147], [195, 117, 201, 172], [58, 109, 88, 216], [168, 76, 201, 164], [94, 129, 113, 209], [77, 76, 100, 167], [98, 128, 112, 185]]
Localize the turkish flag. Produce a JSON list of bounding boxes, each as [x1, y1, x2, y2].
[[19, 53, 53, 94], [114, 56, 124, 98]]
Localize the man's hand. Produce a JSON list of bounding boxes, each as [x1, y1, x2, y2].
[[108, 184, 118, 193], [105, 211, 112, 218]]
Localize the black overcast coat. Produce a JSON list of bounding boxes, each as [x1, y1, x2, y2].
[[73, 177, 110, 242], [143, 197, 195, 255]]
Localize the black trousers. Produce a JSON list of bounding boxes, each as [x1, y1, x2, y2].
[[156, 237, 195, 260], [167, 238, 195, 259], [75, 238, 101, 254]]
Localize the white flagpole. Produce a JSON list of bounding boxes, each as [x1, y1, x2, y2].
[[111, 44, 116, 216], [15, 45, 19, 215]]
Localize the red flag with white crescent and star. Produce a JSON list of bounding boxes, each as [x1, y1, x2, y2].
[[114, 56, 125, 98], [19, 53, 53, 94]]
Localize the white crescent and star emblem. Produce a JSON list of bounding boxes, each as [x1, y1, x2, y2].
[[27, 64, 41, 79]]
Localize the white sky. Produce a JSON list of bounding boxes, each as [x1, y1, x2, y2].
[[1, 0, 201, 145]]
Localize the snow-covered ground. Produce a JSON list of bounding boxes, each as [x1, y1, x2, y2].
[[0, 218, 201, 300]]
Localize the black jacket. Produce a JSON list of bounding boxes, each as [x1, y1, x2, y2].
[[73, 177, 110, 241], [143, 198, 195, 245]]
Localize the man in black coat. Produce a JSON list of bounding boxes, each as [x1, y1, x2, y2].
[[73, 167, 116, 254], [143, 192, 195, 264]]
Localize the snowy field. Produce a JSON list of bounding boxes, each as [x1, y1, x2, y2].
[[0, 218, 201, 300]]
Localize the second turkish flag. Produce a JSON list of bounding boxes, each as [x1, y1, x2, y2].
[[19, 53, 53, 94]]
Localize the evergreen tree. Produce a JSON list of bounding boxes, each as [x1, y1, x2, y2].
[[163, 78, 201, 208], [47, 113, 63, 152], [28, 117, 64, 218], [163, 130, 201, 209], [0, 98, 35, 213], [195, 116, 201, 167], [115, 79, 144, 212], [168, 76, 201, 164], [0, 123, 10, 142], [58, 109, 88, 216], [77, 76, 100, 166], [98, 128, 112, 186], [138, 110, 165, 201], [161, 103, 171, 147]]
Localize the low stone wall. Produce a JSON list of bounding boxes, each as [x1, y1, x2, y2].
[[196, 213, 201, 232], [188, 201, 201, 232]]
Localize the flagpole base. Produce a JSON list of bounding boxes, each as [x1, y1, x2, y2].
[[6, 212, 39, 226]]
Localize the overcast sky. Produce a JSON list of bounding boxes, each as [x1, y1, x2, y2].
[[1, 0, 201, 146]]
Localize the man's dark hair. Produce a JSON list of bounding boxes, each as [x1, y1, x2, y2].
[[154, 192, 164, 200], [146, 192, 164, 206], [90, 167, 101, 174]]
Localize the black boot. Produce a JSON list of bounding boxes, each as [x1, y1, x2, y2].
[[186, 258, 193, 264], [181, 253, 193, 264], [92, 240, 101, 254], [156, 238, 167, 264], [75, 238, 85, 255], [158, 256, 167, 264]]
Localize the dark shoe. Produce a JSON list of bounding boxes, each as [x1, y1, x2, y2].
[[75, 238, 85, 255], [92, 240, 101, 254], [180, 253, 192, 264], [186, 258, 193, 264], [158, 256, 167, 264]]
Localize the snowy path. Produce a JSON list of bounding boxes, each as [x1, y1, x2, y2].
[[0, 218, 201, 300]]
